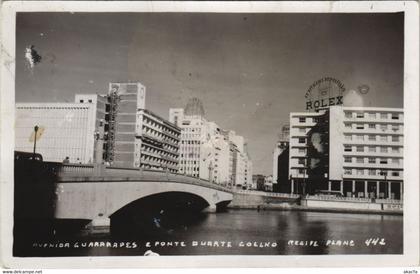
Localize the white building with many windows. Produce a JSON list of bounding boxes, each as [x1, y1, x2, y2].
[[15, 95, 105, 164], [169, 99, 252, 187], [289, 106, 404, 200]]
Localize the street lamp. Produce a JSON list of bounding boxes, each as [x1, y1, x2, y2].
[[33, 125, 39, 158], [379, 170, 388, 199]]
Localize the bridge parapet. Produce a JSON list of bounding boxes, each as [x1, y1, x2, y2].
[[56, 163, 233, 194]]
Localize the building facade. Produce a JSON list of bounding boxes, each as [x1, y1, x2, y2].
[[169, 98, 252, 187], [288, 106, 404, 200], [15, 97, 102, 164], [104, 82, 180, 170]]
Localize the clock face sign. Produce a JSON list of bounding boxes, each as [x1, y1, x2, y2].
[[305, 77, 345, 111]]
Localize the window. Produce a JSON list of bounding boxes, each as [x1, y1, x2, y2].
[[356, 146, 364, 152], [344, 135, 352, 141], [298, 138, 306, 144], [298, 148, 306, 153], [344, 169, 352, 175], [298, 158, 305, 165], [380, 113, 388, 119], [368, 135, 376, 141], [380, 147, 388, 153], [344, 145, 352, 152], [356, 135, 364, 140], [392, 158, 400, 164], [380, 124, 388, 131], [356, 157, 364, 163], [369, 146, 376, 152], [345, 112, 352, 118], [299, 128, 306, 133], [356, 169, 364, 175], [79, 100, 84, 103], [356, 124, 364, 130], [356, 112, 364, 118], [391, 147, 399, 153], [392, 171, 400, 176], [88, 99, 92, 103], [368, 170, 376, 175], [368, 124, 376, 129], [380, 159, 388, 164], [368, 157, 376, 164], [344, 123, 352, 129], [391, 113, 399, 120], [299, 117, 306, 123], [380, 135, 388, 142], [391, 125, 399, 132], [369, 113, 376, 119], [392, 136, 399, 142], [344, 157, 352, 163], [298, 169, 305, 174]]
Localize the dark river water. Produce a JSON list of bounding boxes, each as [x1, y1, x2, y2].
[[14, 209, 403, 257]]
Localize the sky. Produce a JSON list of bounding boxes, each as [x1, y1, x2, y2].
[[16, 12, 404, 175]]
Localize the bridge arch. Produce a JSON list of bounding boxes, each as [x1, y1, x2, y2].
[[109, 191, 211, 235], [54, 180, 233, 223]]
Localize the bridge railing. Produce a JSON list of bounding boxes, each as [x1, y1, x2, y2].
[[56, 163, 233, 193]]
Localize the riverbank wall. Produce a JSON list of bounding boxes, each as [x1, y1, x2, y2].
[[227, 191, 403, 215]]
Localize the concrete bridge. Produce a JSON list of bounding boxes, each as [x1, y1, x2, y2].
[[52, 163, 233, 230]]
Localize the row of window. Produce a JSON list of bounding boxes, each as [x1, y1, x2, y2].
[[344, 157, 401, 165], [344, 145, 401, 153], [344, 123, 402, 131], [298, 117, 321, 123], [344, 134, 401, 142], [344, 111, 401, 120], [343, 169, 401, 177], [181, 140, 201, 145], [142, 116, 180, 137], [182, 127, 202, 133]]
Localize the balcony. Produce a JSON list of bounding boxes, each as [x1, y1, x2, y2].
[[343, 162, 403, 169], [343, 116, 403, 124]]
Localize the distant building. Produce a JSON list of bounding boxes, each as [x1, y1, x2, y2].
[[169, 98, 252, 187], [252, 174, 265, 191], [289, 106, 404, 200], [264, 175, 273, 192], [15, 95, 105, 164], [272, 140, 289, 193]]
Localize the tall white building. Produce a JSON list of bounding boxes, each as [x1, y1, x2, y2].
[[15, 94, 105, 164], [104, 82, 180, 170], [169, 99, 252, 187], [288, 106, 404, 200]]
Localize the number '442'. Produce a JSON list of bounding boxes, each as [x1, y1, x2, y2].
[[365, 238, 386, 246]]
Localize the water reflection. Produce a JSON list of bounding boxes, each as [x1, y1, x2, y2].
[[14, 209, 403, 257]]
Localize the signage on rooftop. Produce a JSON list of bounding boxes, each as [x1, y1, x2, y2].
[[305, 77, 345, 111]]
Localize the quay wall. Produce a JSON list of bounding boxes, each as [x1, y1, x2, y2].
[[228, 192, 403, 215]]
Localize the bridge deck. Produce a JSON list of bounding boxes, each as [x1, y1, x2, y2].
[[52, 163, 233, 194]]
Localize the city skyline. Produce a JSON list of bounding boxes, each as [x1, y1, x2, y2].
[[16, 12, 404, 175]]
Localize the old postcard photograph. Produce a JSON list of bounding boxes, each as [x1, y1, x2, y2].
[[1, 0, 419, 269]]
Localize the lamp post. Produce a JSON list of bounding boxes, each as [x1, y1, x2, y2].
[[33, 125, 39, 158], [379, 170, 388, 199]]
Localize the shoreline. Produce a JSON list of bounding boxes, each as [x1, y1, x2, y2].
[[227, 204, 403, 216]]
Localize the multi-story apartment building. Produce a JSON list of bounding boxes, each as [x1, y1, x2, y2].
[[104, 82, 180, 170], [288, 106, 404, 200], [15, 94, 105, 164], [136, 109, 181, 173]]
